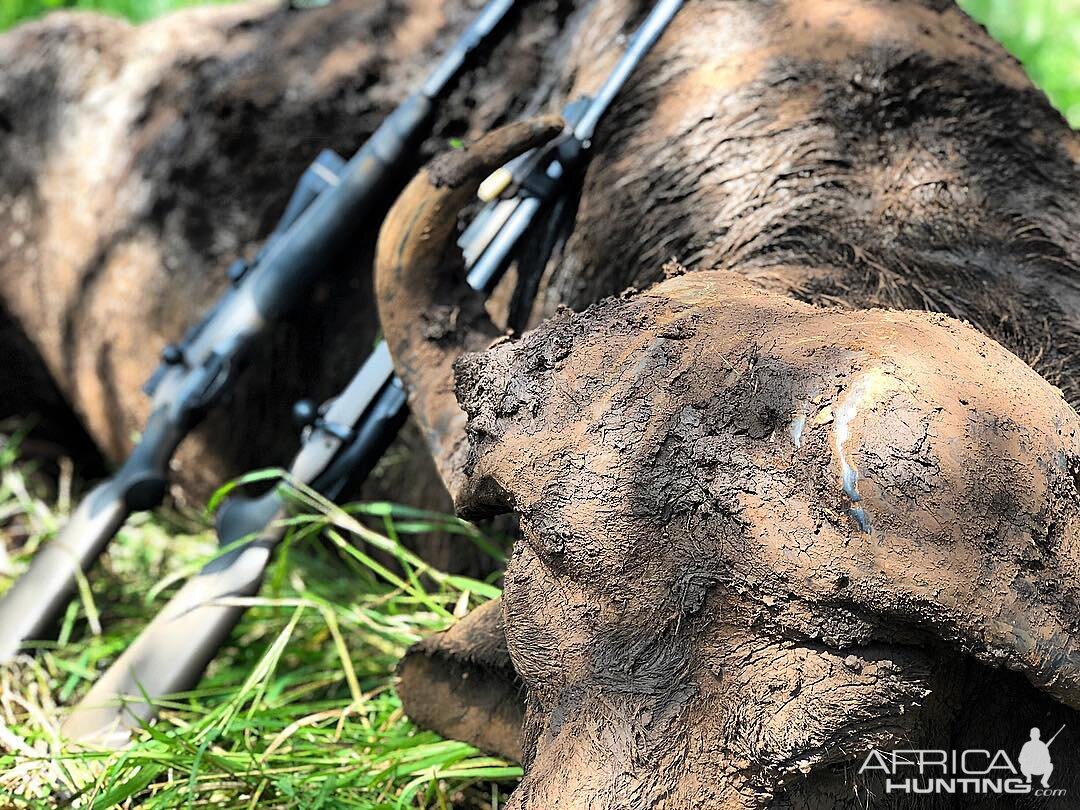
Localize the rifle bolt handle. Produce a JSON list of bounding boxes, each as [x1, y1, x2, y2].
[[161, 344, 185, 366], [292, 399, 317, 430], [226, 259, 249, 286]]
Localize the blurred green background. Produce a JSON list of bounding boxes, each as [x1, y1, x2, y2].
[[961, 0, 1080, 125], [0, 0, 253, 25], [0, 0, 233, 27], [4, 0, 1076, 125]]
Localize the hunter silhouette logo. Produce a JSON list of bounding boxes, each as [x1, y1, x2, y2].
[[859, 725, 1068, 797], [1019, 725, 1064, 788]]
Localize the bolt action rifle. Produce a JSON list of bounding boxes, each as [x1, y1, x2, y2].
[[0, 0, 522, 663], [62, 0, 684, 746]]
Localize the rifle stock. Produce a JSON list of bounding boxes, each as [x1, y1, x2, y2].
[[0, 481, 127, 662], [0, 407, 180, 661], [62, 382, 405, 744], [60, 535, 279, 746]]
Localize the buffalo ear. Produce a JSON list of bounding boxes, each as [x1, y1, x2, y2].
[[397, 598, 525, 762]]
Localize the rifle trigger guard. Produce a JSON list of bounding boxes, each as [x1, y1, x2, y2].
[[183, 353, 231, 414], [296, 397, 354, 443]]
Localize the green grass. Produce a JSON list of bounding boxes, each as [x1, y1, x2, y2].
[[0, 428, 520, 808], [0, 0, 240, 29], [0, 0, 270, 28], [959, 0, 1080, 126]]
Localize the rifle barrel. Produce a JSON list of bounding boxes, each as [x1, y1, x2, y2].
[[422, 0, 517, 98], [572, 0, 683, 144]]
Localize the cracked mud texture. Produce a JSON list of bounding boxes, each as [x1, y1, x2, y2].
[[3, 0, 1080, 802], [454, 270, 1080, 806]]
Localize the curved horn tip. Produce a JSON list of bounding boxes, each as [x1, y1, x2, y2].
[[425, 114, 566, 190], [374, 113, 565, 508]]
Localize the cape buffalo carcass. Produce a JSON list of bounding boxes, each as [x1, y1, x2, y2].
[[378, 0, 1080, 806], [1, 0, 1077, 803]]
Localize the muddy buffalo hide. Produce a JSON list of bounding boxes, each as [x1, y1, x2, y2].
[[540, 0, 1080, 405]]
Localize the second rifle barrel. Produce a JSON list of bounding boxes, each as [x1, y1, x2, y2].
[[573, 0, 683, 143]]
